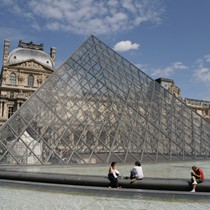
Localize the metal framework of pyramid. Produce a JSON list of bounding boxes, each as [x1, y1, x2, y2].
[[0, 35, 210, 165]]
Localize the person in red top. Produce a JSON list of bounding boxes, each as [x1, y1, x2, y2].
[[191, 165, 205, 192]]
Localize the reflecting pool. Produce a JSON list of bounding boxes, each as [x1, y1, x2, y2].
[[0, 186, 210, 210], [0, 160, 210, 209]]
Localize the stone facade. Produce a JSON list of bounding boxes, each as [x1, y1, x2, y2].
[[155, 77, 181, 98], [155, 78, 210, 122], [0, 40, 56, 126], [184, 98, 210, 122]]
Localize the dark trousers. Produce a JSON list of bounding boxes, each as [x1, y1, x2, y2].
[[108, 173, 118, 188], [130, 171, 136, 179]]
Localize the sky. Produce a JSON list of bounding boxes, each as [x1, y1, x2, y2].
[[0, 0, 210, 100]]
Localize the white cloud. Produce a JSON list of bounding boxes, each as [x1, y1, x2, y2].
[[113, 40, 140, 52], [135, 63, 146, 69], [193, 55, 210, 83], [151, 62, 188, 77], [171, 62, 188, 69], [137, 57, 210, 87], [204, 55, 210, 63], [0, 0, 164, 35], [194, 67, 210, 82]]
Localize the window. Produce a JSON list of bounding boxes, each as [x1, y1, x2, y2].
[[10, 92, 14, 98], [8, 107, 14, 118], [1, 102, 4, 117], [28, 74, 34, 87], [204, 110, 208, 116], [74, 131, 83, 146], [10, 72, 16, 85], [98, 131, 106, 146], [86, 131, 94, 145], [109, 132, 116, 147]]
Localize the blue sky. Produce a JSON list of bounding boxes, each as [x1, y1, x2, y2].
[[0, 0, 210, 100]]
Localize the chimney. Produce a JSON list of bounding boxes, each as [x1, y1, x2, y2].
[[50, 47, 56, 67], [3, 40, 10, 64]]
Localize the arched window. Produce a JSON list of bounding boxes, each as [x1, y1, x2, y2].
[[10, 72, 16, 85], [28, 74, 34, 87]]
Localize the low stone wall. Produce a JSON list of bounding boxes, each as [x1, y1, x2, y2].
[[0, 171, 210, 192]]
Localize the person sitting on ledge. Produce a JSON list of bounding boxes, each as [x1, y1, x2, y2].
[[108, 161, 121, 188], [130, 161, 144, 183], [191, 165, 204, 192]]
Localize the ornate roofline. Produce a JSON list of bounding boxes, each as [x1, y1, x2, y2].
[[18, 40, 44, 51]]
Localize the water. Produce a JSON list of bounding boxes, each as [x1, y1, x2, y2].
[[0, 186, 210, 210], [0, 160, 210, 209], [3, 160, 210, 179]]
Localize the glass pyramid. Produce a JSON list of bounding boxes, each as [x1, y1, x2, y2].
[[0, 35, 210, 165]]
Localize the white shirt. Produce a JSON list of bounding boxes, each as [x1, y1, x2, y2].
[[113, 169, 120, 178], [131, 166, 144, 179], [109, 167, 120, 178]]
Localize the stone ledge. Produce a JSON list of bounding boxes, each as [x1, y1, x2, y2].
[[0, 171, 209, 192]]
